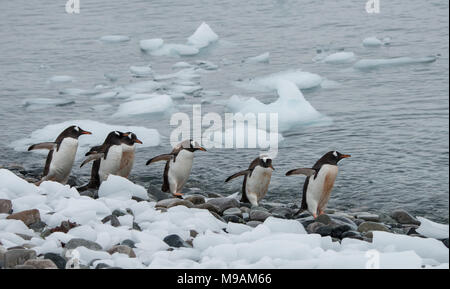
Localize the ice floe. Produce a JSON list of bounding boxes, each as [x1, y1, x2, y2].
[[10, 120, 160, 157], [227, 80, 331, 132], [354, 56, 437, 70], [244, 52, 270, 64], [322, 51, 356, 64], [416, 217, 449, 239], [112, 95, 174, 118], [234, 69, 323, 92], [362, 36, 383, 47], [187, 22, 219, 49], [47, 75, 75, 84], [99, 35, 130, 43], [129, 65, 153, 77], [22, 98, 75, 110]]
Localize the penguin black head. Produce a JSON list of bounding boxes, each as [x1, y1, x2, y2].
[[180, 139, 206, 152], [105, 131, 127, 145], [259, 155, 275, 170], [122, 132, 143, 146], [62, 125, 92, 139], [322, 151, 351, 165]]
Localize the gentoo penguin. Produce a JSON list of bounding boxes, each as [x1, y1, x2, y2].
[[79, 131, 127, 187], [28, 125, 92, 185], [286, 151, 350, 218], [146, 139, 206, 197], [117, 132, 143, 178], [225, 155, 274, 206]]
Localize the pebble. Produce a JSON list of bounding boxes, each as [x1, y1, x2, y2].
[[269, 207, 294, 219], [223, 207, 243, 218], [249, 210, 271, 222], [341, 230, 363, 240], [95, 263, 112, 269], [194, 203, 221, 214], [357, 221, 390, 233], [112, 209, 126, 217], [24, 259, 58, 269], [3, 249, 37, 268], [7, 209, 41, 226], [390, 209, 421, 225], [28, 220, 47, 232], [442, 238, 449, 248], [101, 215, 121, 227], [156, 198, 194, 209], [148, 188, 172, 201], [65, 238, 102, 251], [44, 253, 66, 269], [0, 199, 12, 214], [108, 245, 136, 258], [223, 215, 245, 223], [121, 239, 136, 248], [246, 221, 262, 228], [356, 213, 380, 222], [133, 222, 142, 231], [207, 197, 240, 214], [207, 192, 223, 198], [163, 234, 191, 248], [184, 195, 206, 205]]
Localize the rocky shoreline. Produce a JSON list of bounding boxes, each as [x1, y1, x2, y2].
[[0, 164, 448, 269]]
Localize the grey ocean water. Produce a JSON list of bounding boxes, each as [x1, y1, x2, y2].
[[0, 0, 448, 222]]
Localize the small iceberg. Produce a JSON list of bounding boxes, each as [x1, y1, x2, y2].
[[140, 22, 218, 57], [227, 80, 331, 132], [244, 52, 270, 64], [129, 65, 153, 77], [416, 217, 449, 239], [362, 36, 383, 47], [59, 88, 100, 96], [47, 75, 74, 84], [22, 98, 75, 110], [234, 69, 323, 92], [112, 94, 174, 118], [99, 35, 130, 43], [322, 51, 356, 64], [11, 120, 160, 156], [122, 80, 163, 93], [354, 56, 437, 70]]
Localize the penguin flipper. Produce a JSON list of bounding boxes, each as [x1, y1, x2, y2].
[[225, 170, 251, 183], [285, 168, 316, 177], [28, 142, 56, 151], [146, 154, 172, 165], [80, 153, 104, 168]]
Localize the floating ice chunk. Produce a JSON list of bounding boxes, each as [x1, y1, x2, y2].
[[372, 231, 449, 264], [98, 175, 149, 200], [23, 98, 75, 110], [172, 62, 192, 69], [0, 169, 40, 198], [10, 120, 161, 156], [322, 51, 356, 64], [354, 56, 436, 70], [416, 217, 449, 239], [123, 80, 162, 93], [187, 22, 219, 49], [150, 44, 199, 57], [244, 52, 270, 64], [59, 88, 99, 96], [47, 75, 74, 83], [227, 80, 331, 131], [112, 95, 174, 118], [234, 69, 323, 92], [363, 36, 382, 47], [154, 68, 200, 81], [92, 91, 119, 100], [99, 35, 130, 43], [139, 39, 164, 51], [129, 65, 153, 77]]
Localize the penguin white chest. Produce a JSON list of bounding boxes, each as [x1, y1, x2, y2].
[[118, 144, 135, 178], [306, 164, 338, 215], [99, 145, 123, 182], [168, 150, 194, 192], [246, 166, 273, 205], [48, 137, 78, 182]]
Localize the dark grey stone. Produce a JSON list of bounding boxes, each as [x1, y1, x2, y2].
[[249, 210, 271, 222], [163, 234, 190, 248], [121, 239, 136, 248], [207, 197, 239, 214], [223, 215, 245, 223], [3, 249, 37, 268], [184, 195, 205, 205], [95, 263, 112, 269], [223, 207, 243, 218], [101, 215, 121, 227], [65, 238, 102, 251], [44, 253, 66, 269], [132, 222, 142, 231], [390, 209, 421, 225], [269, 207, 294, 219], [28, 220, 46, 232], [341, 230, 364, 240]]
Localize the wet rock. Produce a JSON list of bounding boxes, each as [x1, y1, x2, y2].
[[190, 230, 198, 238], [207, 192, 223, 198], [7, 209, 41, 226], [121, 239, 136, 248], [101, 215, 121, 227], [65, 238, 102, 251], [356, 213, 380, 222], [148, 188, 171, 201], [442, 238, 449, 248], [357, 221, 390, 233], [269, 207, 294, 219], [156, 198, 194, 209], [353, 219, 365, 226], [95, 263, 111, 269], [210, 211, 226, 222], [163, 234, 191, 248], [249, 210, 271, 222], [341, 230, 364, 240], [390, 209, 420, 225], [246, 221, 263, 228], [207, 198, 239, 214], [250, 205, 269, 212], [405, 226, 419, 235], [240, 206, 251, 214], [316, 214, 332, 225], [3, 249, 37, 268], [297, 216, 316, 228], [223, 207, 243, 218], [306, 222, 326, 234], [295, 212, 311, 219], [132, 222, 142, 231], [378, 213, 397, 224], [242, 212, 249, 221], [112, 209, 126, 217], [0, 199, 12, 214], [184, 195, 205, 205], [223, 215, 244, 223], [315, 225, 333, 237], [24, 259, 58, 269], [239, 202, 252, 208], [44, 253, 66, 269], [330, 216, 358, 231], [108, 245, 136, 258], [28, 220, 46, 232], [330, 224, 353, 238], [195, 203, 221, 214]]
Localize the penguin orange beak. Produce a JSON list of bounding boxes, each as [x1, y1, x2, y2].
[[81, 130, 92, 135], [269, 164, 275, 170], [340, 154, 351, 159], [198, 147, 207, 152], [135, 139, 143, 144]]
